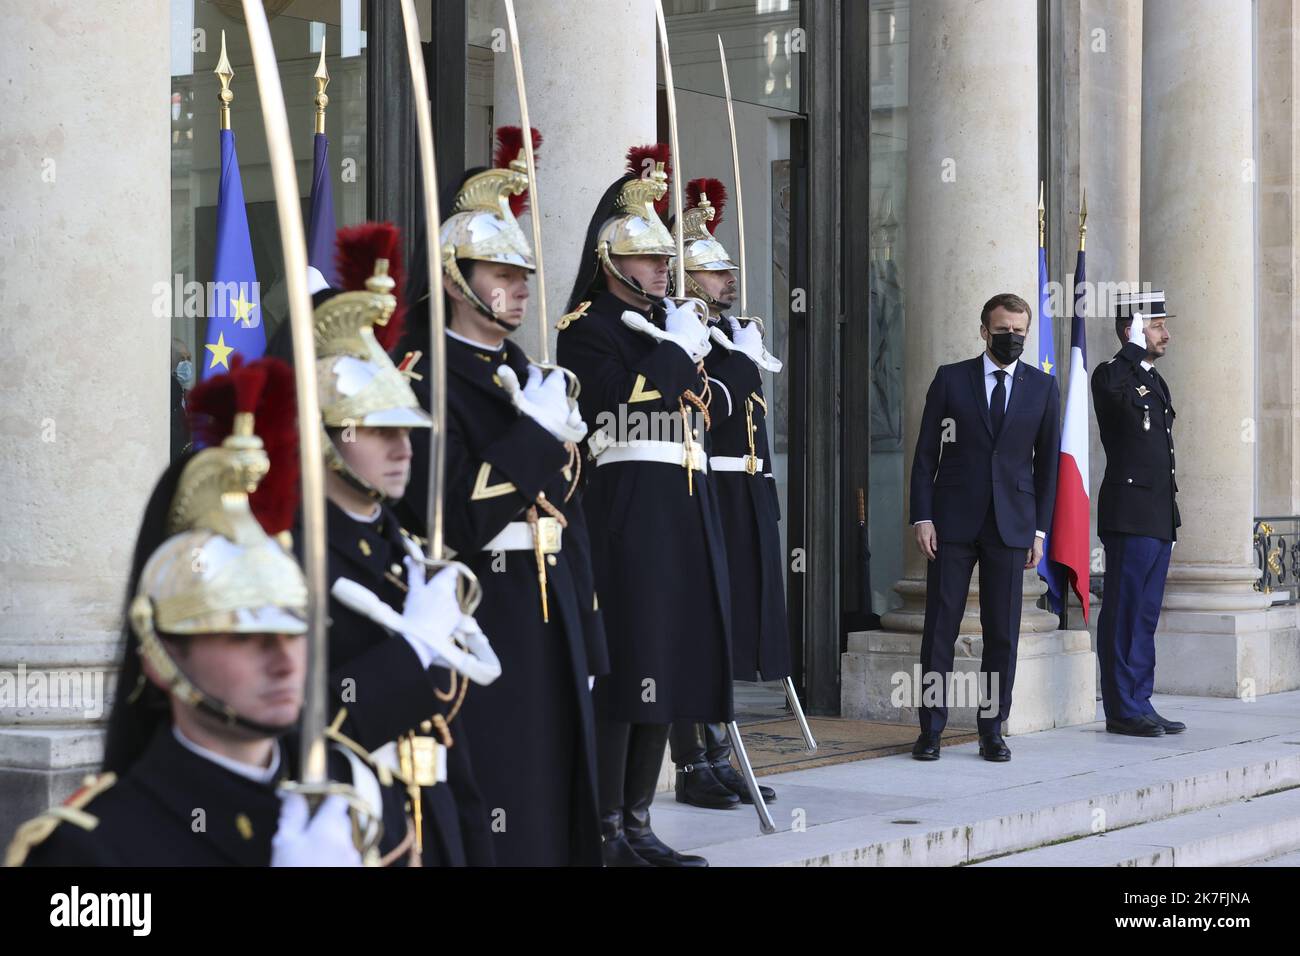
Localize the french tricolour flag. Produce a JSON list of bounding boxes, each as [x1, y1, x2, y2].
[[1048, 247, 1091, 621]]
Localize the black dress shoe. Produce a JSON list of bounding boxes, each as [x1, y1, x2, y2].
[[911, 732, 941, 761], [710, 759, 776, 804], [1148, 711, 1186, 734], [1106, 714, 1166, 737], [624, 828, 709, 867], [675, 762, 741, 809], [978, 733, 1011, 762]]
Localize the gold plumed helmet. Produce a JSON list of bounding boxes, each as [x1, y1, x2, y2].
[[129, 358, 309, 736], [440, 126, 539, 324], [315, 223, 431, 500], [676, 177, 739, 312], [596, 144, 677, 296]]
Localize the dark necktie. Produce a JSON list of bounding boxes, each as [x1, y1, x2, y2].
[[990, 369, 1007, 437]]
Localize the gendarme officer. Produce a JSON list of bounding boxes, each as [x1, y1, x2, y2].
[[1091, 290, 1183, 737]]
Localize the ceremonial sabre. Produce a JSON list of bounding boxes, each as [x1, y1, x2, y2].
[[656, 0, 775, 835], [717, 35, 755, 327], [718, 36, 807, 750], [398, 0, 484, 609], [503, 0, 580, 401], [239, 0, 329, 785]]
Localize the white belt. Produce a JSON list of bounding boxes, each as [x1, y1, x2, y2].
[[710, 455, 764, 474], [482, 517, 563, 553], [594, 439, 708, 472]]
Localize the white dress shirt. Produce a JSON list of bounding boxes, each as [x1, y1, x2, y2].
[[915, 352, 1045, 540]]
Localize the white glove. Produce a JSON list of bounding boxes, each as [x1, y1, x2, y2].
[[271, 793, 362, 867], [1127, 311, 1146, 347], [621, 302, 711, 362], [715, 316, 784, 373], [498, 365, 587, 444], [332, 569, 502, 686], [399, 562, 463, 671], [451, 612, 502, 683]]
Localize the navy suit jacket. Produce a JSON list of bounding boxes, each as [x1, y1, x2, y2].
[[908, 355, 1061, 549]]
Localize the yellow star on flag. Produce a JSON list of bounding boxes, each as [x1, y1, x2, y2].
[[231, 294, 257, 327], [206, 332, 235, 370], [1040, 358, 1053, 375]]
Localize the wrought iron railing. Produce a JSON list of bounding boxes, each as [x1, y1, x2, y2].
[[1254, 517, 1300, 605]]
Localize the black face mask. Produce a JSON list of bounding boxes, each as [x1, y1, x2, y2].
[[989, 331, 1025, 365]]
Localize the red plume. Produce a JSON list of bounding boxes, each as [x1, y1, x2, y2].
[[686, 178, 727, 230], [186, 357, 300, 535], [334, 222, 405, 351], [494, 126, 543, 217], [624, 144, 672, 217]]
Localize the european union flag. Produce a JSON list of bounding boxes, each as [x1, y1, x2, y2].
[[307, 131, 338, 287], [202, 128, 262, 379], [1036, 242, 1064, 613]]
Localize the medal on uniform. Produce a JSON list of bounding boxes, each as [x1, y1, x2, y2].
[[1143, 408, 1151, 431]]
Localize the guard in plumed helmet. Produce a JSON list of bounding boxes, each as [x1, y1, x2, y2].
[[8, 359, 415, 867], [300, 223, 502, 867], [396, 127, 606, 867], [557, 146, 756, 867], [667, 179, 786, 810]]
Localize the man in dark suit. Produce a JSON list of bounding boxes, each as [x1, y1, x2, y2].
[[910, 293, 1061, 762], [1090, 290, 1183, 737]]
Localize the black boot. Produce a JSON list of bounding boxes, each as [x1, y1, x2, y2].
[[596, 719, 652, 867], [624, 723, 708, 867], [670, 721, 740, 809], [705, 722, 775, 804]]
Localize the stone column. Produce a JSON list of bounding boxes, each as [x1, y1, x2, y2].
[[0, 1, 172, 840], [1140, 0, 1288, 696], [490, 0, 658, 362], [841, 0, 1096, 733]]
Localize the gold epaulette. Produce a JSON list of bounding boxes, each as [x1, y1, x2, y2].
[[4, 772, 117, 867]]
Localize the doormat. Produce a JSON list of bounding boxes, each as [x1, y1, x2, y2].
[[736, 717, 980, 776]]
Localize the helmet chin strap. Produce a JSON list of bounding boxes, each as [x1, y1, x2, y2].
[[324, 432, 391, 504], [444, 257, 525, 334], [130, 597, 301, 740], [685, 272, 723, 313], [598, 242, 657, 306]]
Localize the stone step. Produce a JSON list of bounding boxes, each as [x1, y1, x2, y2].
[[654, 702, 1300, 866], [973, 785, 1300, 867]]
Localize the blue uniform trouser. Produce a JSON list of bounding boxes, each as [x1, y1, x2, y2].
[[1097, 532, 1173, 719]]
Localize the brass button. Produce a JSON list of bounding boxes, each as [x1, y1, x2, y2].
[[537, 491, 546, 500], [1126, 478, 1133, 484], [235, 813, 253, 840], [359, 539, 372, 557], [546, 554, 557, 567], [391, 563, 403, 575], [420, 720, 432, 733]]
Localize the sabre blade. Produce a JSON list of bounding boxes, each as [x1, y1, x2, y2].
[[503, 0, 549, 364], [397, 0, 448, 562], [654, 1, 687, 299], [239, 0, 328, 784], [718, 35, 747, 317]]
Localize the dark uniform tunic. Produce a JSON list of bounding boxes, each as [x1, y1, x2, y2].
[[15, 726, 411, 866], [1091, 340, 1180, 541], [704, 318, 792, 681], [323, 501, 494, 867], [556, 291, 755, 724], [393, 336, 605, 867], [1090, 340, 1180, 720]]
